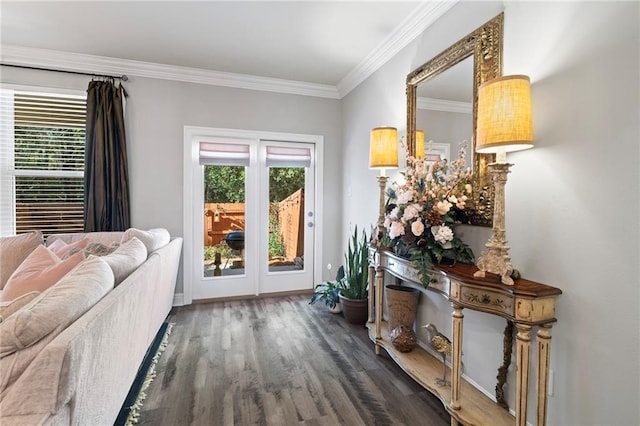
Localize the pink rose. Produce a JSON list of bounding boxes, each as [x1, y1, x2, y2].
[[411, 219, 425, 237]]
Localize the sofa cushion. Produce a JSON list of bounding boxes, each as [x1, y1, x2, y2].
[[102, 237, 147, 285], [0, 292, 40, 323], [47, 238, 89, 258], [0, 255, 114, 358], [0, 231, 44, 290], [122, 228, 170, 253], [0, 246, 85, 303], [46, 231, 125, 248], [0, 320, 61, 395]]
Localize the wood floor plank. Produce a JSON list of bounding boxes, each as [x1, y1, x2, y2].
[[138, 295, 450, 425]]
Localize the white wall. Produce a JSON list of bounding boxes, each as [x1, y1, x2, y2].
[[0, 67, 345, 295], [2, 1, 638, 423], [342, 1, 639, 425]]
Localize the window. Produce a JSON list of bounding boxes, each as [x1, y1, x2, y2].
[[0, 88, 87, 237]]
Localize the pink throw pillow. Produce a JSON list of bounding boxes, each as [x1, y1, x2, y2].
[[0, 246, 85, 302], [47, 237, 89, 258]]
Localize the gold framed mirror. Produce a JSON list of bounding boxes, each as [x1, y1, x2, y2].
[[406, 13, 503, 227]]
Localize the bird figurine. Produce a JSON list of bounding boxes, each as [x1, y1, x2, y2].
[[422, 323, 452, 385]]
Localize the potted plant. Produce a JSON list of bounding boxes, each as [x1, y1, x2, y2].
[[309, 266, 344, 314], [337, 226, 369, 325]]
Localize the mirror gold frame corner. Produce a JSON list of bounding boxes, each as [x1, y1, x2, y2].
[[406, 12, 503, 227]]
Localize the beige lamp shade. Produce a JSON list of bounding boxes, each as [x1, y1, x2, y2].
[[476, 75, 534, 154], [369, 127, 398, 169], [415, 130, 425, 159]]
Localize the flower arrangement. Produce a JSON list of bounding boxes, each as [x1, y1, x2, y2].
[[382, 141, 475, 287]]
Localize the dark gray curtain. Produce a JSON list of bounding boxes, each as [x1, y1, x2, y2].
[[84, 80, 131, 231]]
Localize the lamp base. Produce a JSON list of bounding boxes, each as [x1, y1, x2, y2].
[[375, 175, 388, 246], [474, 162, 515, 286], [474, 241, 514, 285]]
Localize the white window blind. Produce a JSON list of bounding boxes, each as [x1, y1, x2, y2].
[[0, 89, 86, 237], [199, 142, 250, 166], [266, 145, 311, 168]]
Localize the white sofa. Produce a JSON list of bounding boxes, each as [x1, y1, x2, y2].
[[0, 230, 182, 425]]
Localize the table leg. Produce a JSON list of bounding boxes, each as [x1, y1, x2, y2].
[[375, 266, 384, 341], [515, 323, 532, 426], [450, 303, 464, 411], [367, 264, 375, 323], [536, 324, 552, 426]]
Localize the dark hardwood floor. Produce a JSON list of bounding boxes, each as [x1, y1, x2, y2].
[[138, 295, 450, 426]]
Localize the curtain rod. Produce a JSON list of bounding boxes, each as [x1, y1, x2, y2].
[[0, 63, 128, 81]]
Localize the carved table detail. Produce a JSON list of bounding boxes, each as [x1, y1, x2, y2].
[[367, 248, 562, 426]]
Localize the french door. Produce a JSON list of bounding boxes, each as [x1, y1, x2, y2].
[[183, 128, 321, 302]]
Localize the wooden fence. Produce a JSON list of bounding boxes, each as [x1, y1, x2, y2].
[[204, 189, 304, 260]]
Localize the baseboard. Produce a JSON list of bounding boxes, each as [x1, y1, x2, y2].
[[191, 289, 313, 304], [172, 293, 185, 307]]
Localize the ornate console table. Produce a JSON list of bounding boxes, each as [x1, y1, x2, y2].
[[366, 248, 562, 426]]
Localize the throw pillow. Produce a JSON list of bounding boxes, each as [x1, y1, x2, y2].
[[101, 237, 147, 285], [85, 242, 119, 256], [47, 237, 89, 258], [0, 231, 44, 290], [60, 242, 119, 260], [0, 255, 114, 358], [0, 246, 85, 302], [0, 292, 40, 323], [121, 228, 170, 253]]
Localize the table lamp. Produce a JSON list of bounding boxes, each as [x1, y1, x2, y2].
[[415, 130, 425, 160], [473, 75, 534, 285], [369, 126, 398, 244]]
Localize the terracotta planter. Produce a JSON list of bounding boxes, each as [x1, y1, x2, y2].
[[339, 295, 368, 325]]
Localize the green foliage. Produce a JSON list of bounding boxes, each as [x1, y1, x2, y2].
[[267, 204, 286, 258], [204, 165, 245, 203], [269, 167, 305, 202], [14, 126, 85, 203], [203, 166, 305, 204], [338, 226, 369, 300], [407, 225, 475, 287], [309, 266, 344, 309], [204, 243, 231, 261]]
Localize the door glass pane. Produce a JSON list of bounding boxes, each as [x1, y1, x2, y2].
[[203, 165, 246, 278], [268, 167, 305, 272]]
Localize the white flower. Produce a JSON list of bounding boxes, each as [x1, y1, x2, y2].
[[465, 183, 473, 194], [389, 206, 399, 218], [448, 195, 458, 204], [384, 216, 392, 228], [389, 221, 406, 239], [411, 219, 425, 236], [397, 190, 413, 205], [435, 200, 452, 215], [432, 225, 454, 247], [402, 203, 423, 222]]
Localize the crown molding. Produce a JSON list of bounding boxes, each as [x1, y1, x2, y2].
[[417, 96, 471, 114], [1, 2, 457, 100], [0, 45, 341, 99], [336, 0, 458, 98]]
